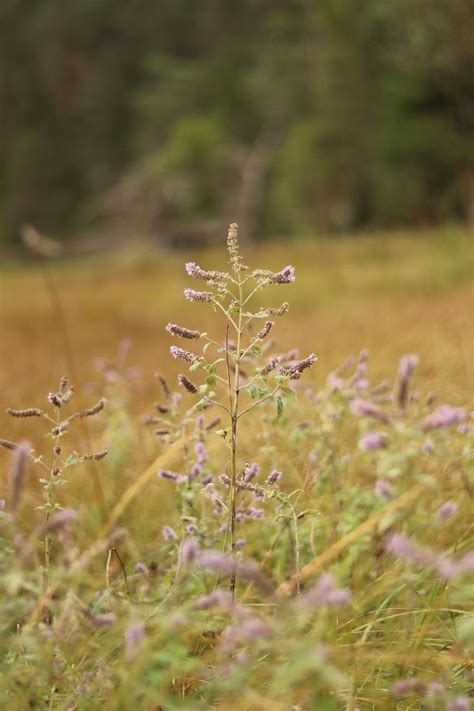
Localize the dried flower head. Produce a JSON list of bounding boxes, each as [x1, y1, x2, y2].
[[166, 323, 201, 339]]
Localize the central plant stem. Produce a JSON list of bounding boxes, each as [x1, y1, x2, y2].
[[229, 274, 243, 595]]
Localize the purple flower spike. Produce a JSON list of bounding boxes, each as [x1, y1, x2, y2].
[[421, 404, 465, 431], [181, 537, 199, 565], [350, 398, 390, 424], [375, 479, 393, 500], [162, 526, 177, 541], [447, 698, 470, 711], [359, 432, 387, 451], [436, 501, 458, 520], [300, 573, 351, 609], [267, 469, 282, 485]]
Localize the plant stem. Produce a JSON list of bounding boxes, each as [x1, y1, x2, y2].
[[229, 272, 243, 596]]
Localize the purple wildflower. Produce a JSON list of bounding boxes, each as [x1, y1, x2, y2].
[[248, 506, 264, 519], [359, 432, 387, 451], [391, 679, 420, 697], [125, 622, 145, 661], [267, 469, 282, 485], [375, 479, 393, 500], [280, 353, 318, 380], [162, 526, 177, 541], [185, 262, 229, 282], [184, 288, 213, 303], [166, 323, 201, 339], [447, 698, 470, 711], [422, 439, 434, 454], [243, 461, 260, 482], [261, 356, 280, 376], [386, 533, 435, 567], [181, 537, 199, 565], [195, 441, 208, 465], [421, 404, 465, 431], [186, 523, 198, 534], [135, 562, 149, 576], [300, 573, 351, 609], [256, 321, 274, 340], [43, 508, 77, 534], [158, 470, 179, 482], [170, 346, 199, 363], [436, 501, 458, 520], [194, 589, 233, 610], [350, 398, 390, 423], [178, 374, 199, 393], [89, 612, 117, 628], [397, 354, 419, 409]]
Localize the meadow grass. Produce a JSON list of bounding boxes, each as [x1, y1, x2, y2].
[[0, 226, 472, 710]]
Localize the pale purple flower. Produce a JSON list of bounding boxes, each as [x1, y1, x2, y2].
[[267, 469, 282, 485], [386, 533, 435, 567], [195, 441, 208, 465], [397, 354, 419, 409], [447, 697, 470, 711], [43, 508, 77, 534], [186, 523, 198, 534], [181, 537, 199, 565], [350, 398, 390, 424], [359, 432, 387, 451], [279, 353, 318, 380], [391, 679, 420, 697], [199, 550, 234, 576], [375, 479, 393, 500], [166, 323, 201, 339], [436, 501, 458, 521], [185, 262, 229, 282], [194, 589, 233, 610], [125, 622, 145, 661], [300, 573, 351, 609], [249, 506, 264, 519], [243, 462, 260, 482], [421, 404, 465, 431], [162, 525, 177, 541], [327, 372, 345, 391], [135, 562, 149, 576], [90, 612, 117, 628], [158, 469, 179, 482], [201, 474, 213, 485], [170, 346, 199, 363], [221, 618, 271, 649], [184, 288, 213, 303]]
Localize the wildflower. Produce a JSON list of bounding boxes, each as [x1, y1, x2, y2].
[[135, 562, 149, 576], [0, 439, 18, 450], [195, 441, 208, 464], [267, 469, 282, 485], [181, 537, 199, 565], [158, 469, 179, 482], [184, 288, 213, 303], [227, 223, 244, 272], [436, 501, 458, 520], [261, 356, 280, 376], [374, 479, 393, 500], [9, 440, 29, 513], [386, 533, 435, 567], [170, 346, 199, 363], [256, 321, 274, 340], [162, 526, 177, 541], [280, 353, 318, 380], [88, 612, 116, 628], [391, 679, 421, 697], [243, 461, 260, 482], [185, 262, 229, 282], [178, 374, 199, 393], [421, 404, 465, 431], [194, 589, 233, 610], [43, 508, 77, 534], [447, 698, 470, 711], [266, 302, 289, 316], [166, 323, 201, 339], [221, 618, 271, 649], [350, 398, 390, 423], [253, 266, 296, 284], [359, 432, 387, 451], [73, 398, 107, 419], [83, 450, 108, 461], [125, 622, 145, 662], [396, 354, 419, 409], [199, 550, 234, 576], [300, 573, 351, 608], [6, 407, 45, 418]]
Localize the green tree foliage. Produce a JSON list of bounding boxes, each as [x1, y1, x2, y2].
[[0, 0, 472, 245]]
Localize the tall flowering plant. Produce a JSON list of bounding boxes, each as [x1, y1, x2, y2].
[[165, 223, 317, 592]]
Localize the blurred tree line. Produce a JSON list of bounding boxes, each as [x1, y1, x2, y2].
[[0, 0, 472, 246]]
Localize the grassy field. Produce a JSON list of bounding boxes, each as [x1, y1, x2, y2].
[[0, 226, 473, 710]]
